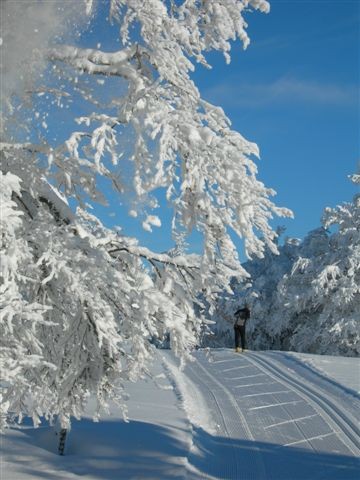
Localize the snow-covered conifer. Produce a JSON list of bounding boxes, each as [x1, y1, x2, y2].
[[214, 176, 359, 356], [279, 175, 360, 355]]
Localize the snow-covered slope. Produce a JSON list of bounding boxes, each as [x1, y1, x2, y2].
[[1, 358, 192, 480], [2, 350, 359, 479]]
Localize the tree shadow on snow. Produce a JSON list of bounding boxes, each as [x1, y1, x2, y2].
[[189, 427, 360, 480], [5, 418, 189, 479], [5, 420, 359, 479]]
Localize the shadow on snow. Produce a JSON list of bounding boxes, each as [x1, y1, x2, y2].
[[190, 426, 359, 480], [5, 420, 359, 480]]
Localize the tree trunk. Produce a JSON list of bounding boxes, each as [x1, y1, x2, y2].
[[58, 428, 67, 455]]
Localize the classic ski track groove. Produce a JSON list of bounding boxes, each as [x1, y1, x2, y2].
[[186, 362, 242, 480], [246, 352, 360, 455], [191, 359, 267, 480], [161, 356, 218, 480]]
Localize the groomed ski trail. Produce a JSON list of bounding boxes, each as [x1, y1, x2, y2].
[[176, 349, 360, 480], [247, 352, 360, 455]]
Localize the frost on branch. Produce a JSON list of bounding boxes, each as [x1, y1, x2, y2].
[[0, 151, 202, 428], [212, 175, 360, 356], [45, 0, 290, 293], [1, 0, 291, 429], [274, 187, 360, 356], [0, 171, 53, 429]]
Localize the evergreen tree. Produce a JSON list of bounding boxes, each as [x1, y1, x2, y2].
[[213, 175, 359, 356]]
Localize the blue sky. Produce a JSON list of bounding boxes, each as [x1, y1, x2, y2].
[[194, 0, 359, 244], [46, 0, 359, 258]]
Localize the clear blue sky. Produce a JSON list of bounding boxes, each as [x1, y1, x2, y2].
[[196, 0, 359, 241], [78, 1, 359, 256]]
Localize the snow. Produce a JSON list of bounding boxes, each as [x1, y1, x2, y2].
[[2, 354, 192, 480], [142, 216, 161, 232], [1, 0, 295, 435], [2, 349, 359, 480], [224, 184, 360, 358], [286, 352, 360, 394], [2, 7, 357, 480], [162, 353, 217, 435], [85, 0, 93, 16]]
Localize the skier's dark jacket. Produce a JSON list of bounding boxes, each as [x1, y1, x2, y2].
[[234, 307, 250, 328]]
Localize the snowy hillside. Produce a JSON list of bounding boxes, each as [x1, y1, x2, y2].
[[2, 349, 359, 479]]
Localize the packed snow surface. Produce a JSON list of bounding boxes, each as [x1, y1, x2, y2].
[[2, 350, 359, 479]]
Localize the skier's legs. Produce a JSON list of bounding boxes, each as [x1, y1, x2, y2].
[[239, 326, 246, 351], [234, 328, 241, 349]]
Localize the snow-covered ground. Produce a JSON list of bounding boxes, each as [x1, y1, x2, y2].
[[1, 349, 359, 479]]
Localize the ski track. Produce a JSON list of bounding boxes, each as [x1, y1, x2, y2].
[[247, 352, 360, 455], [184, 349, 360, 480], [186, 359, 266, 480]]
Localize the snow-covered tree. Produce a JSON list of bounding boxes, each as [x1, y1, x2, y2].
[[276, 174, 360, 356], [242, 231, 301, 351], [206, 228, 300, 348], [1, 0, 291, 430], [212, 175, 360, 356]]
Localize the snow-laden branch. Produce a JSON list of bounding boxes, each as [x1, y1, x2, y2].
[[1, 142, 51, 155], [47, 45, 144, 84], [214, 175, 360, 356], [108, 243, 200, 270], [1, 0, 296, 432]]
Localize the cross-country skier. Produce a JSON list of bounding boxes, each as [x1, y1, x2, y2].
[[234, 306, 250, 353]]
